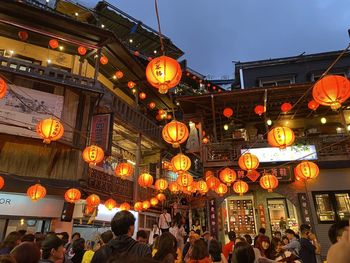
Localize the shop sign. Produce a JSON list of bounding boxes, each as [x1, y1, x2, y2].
[[208, 199, 218, 239], [237, 166, 292, 183], [89, 114, 112, 154], [298, 193, 313, 225], [258, 204, 266, 228]]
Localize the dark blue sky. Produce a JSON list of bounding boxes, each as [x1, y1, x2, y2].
[[79, 0, 349, 79]]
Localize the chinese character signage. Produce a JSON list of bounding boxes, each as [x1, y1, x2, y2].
[[208, 199, 218, 239], [298, 193, 313, 226], [89, 114, 112, 154], [236, 166, 292, 183], [258, 204, 266, 229]]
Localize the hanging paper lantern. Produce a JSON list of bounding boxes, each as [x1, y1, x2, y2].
[[260, 174, 279, 192], [312, 75, 350, 110], [162, 120, 189, 148], [150, 197, 159, 206], [176, 172, 194, 187], [115, 71, 124, 79], [115, 162, 134, 179], [119, 202, 130, 211], [238, 153, 259, 172], [158, 109, 167, 118], [308, 100, 319, 111], [207, 176, 220, 190], [139, 92, 147, 100], [142, 200, 151, 210], [86, 194, 100, 207], [233, 180, 249, 196], [85, 205, 95, 215], [77, 46, 87, 56], [196, 180, 208, 193], [219, 167, 237, 186], [267, 127, 295, 149], [254, 105, 266, 116], [27, 184, 46, 201], [49, 39, 59, 49], [281, 102, 293, 113], [215, 183, 228, 196], [156, 193, 166, 202], [18, 31, 29, 41], [127, 81, 136, 89], [149, 102, 156, 109], [169, 182, 180, 193], [0, 77, 8, 99], [138, 173, 154, 188], [155, 179, 168, 191], [171, 153, 191, 174], [134, 51, 140, 56], [0, 176, 4, 190], [36, 118, 64, 144], [134, 202, 143, 212], [205, 170, 214, 181], [202, 137, 209, 144], [146, 55, 182, 94], [295, 161, 319, 180], [223, 107, 233, 118], [186, 184, 197, 193], [64, 188, 81, 203], [82, 145, 104, 165], [166, 114, 172, 120], [104, 198, 117, 211], [100, 56, 108, 65]]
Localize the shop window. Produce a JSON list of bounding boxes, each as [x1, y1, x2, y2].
[[335, 193, 350, 220], [259, 76, 295, 87]]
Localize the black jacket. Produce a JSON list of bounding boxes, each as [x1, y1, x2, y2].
[[91, 235, 151, 263]]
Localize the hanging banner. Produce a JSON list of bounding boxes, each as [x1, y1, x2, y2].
[[89, 114, 113, 154], [208, 199, 218, 239], [258, 204, 267, 228], [298, 193, 313, 226], [236, 166, 293, 183]]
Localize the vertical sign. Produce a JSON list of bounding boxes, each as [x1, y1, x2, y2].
[[89, 114, 112, 154], [298, 193, 312, 225], [208, 199, 218, 239], [258, 204, 266, 229]]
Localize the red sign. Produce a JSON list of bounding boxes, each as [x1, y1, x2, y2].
[[258, 204, 266, 228], [237, 166, 292, 183], [89, 114, 112, 153], [208, 199, 218, 239]]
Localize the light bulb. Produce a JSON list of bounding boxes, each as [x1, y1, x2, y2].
[[321, 117, 327, 124], [224, 124, 229, 131], [347, 125, 350, 131], [267, 119, 272, 126]]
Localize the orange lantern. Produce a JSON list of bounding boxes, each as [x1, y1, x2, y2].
[[82, 145, 104, 165], [127, 81, 136, 89], [64, 188, 81, 203], [176, 172, 194, 187], [119, 202, 130, 211], [267, 127, 295, 149], [36, 118, 64, 144], [169, 182, 180, 193], [308, 100, 319, 111], [18, 31, 29, 41], [166, 114, 172, 120], [139, 92, 147, 100], [158, 109, 167, 118], [155, 179, 168, 191], [219, 167, 237, 185], [156, 193, 166, 202], [146, 55, 182, 94], [115, 70, 124, 79], [254, 105, 266, 116], [162, 120, 189, 148], [134, 202, 143, 212], [149, 102, 156, 109], [186, 184, 197, 193], [86, 194, 100, 207], [0, 78, 7, 99], [171, 153, 191, 174], [233, 180, 249, 196], [207, 176, 220, 190], [142, 200, 151, 210], [138, 173, 154, 188], [27, 184, 46, 201], [238, 153, 260, 172], [295, 161, 319, 180], [134, 51, 140, 56], [215, 183, 228, 196], [150, 197, 159, 206], [104, 198, 117, 210], [259, 174, 279, 192], [223, 107, 233, 118], [281, 102, 293, 113], [205, 170, 214, 181], [49, 39, 59, 49], [202, 137, 209, 144], [115, 162, 134, 179], [77, 46, 87, 56], [100, 56, 108, 65], [196, 180, 208, 193], [312, 75, 350, 110], [0, 176, 4, 190]]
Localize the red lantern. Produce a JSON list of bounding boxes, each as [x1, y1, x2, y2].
[[166, 114, 172, 120], [295, 161, 319, 180], [207, 176, 220, 190], [86, 194, 100, 207], [134, 202, 143, 212], [162, 120, 189, 148], [82, 145, 104, 165], [0, 77, 8, 99], [219, 167, 237, 186], [176, 172, 194, 188], [254, 105, 266, 116], [149, 102, 156, 109], [104, 198, 117, 210], [119, 202, 130, 211], [150, 197, 159, 206], [171, 153, 191, 174], [233, 180, 249, 196], [100, 56, 108, 65], [138, 173, 154, 188], [196, 180, 208, 193], [141, 200, 150, 210], [215, 183, 228, 196], [49, 39, 59, 49], [312, 75, 350, 110], [259, 174, 279, 192], [115, 162, 134, 179], [308, 100, 319, 111], [115, 71, 124, 79], [223, 107, 233, 118], [281, 102, 293, 113], [0, 176, 4, 190], [27, 184, 46, 201], [155, 179, 168, 191], [134, 51, 140, 56], [202, 137, 209, 144], [156, 193, 166, 202], [169, 182, 180, 193], [139, 92, 146, 100], [77, 46, 87, 56], [238, 153, 259, 172], [64, 188, 81, 203], [267, 127, 295, 149], [128, 81, 136, 89], [36, 118, 64, 144], [18, 31, 29, 41], [205, 170, 214, 181]]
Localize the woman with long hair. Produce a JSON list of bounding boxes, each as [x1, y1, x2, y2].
[[209, 239, 227, 263], [153, 232, 178, 263], [187, 239, 211, 263], [169, 213, 187, 253], [232, 241, 255, 263], [254, 235, 271, 258], [10, 241, 40, 263]]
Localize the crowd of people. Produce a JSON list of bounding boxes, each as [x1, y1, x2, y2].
[[0, 209, 349, 263]]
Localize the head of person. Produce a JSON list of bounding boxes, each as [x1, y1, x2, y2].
[[255, 235, 270, 255], [163, 208, 168, 214], [202, 231, 210, 241], [136, 230, 148, 244], [85, 240, 95, 251], [270, 237, 283, 254], [111, 210, 136, 237], [191, 239, 209, 260], [101, 230, 114, 245], [153, 232, 177, 261], [258, 227, 266, 235], [282, 235, 289, 245], [20, 233, 35, 242], [17, 230, 26, 238], [274, 231, 282, 240], [71, 232, 81, 242], [244, 234, 253, 245], [228, 231, 236, 242], [0, 255, 16, 263], [232, 241, 255, 263], [328, 220, 349, 244], [285, 229, 296, 241], [34, 232, 45, 249], [72, 238, 85, 253], [152, 223, 158, 231], [58, 232, 69, 246], [235, 237, 246, 244], [10, 241, 40, 263], [195, 219, 200, 226], [0, 231, 21, 250], [41, 234, 65, 261], [189, 232, 200, 246], [209, 239, 222, 262], [300, 224, 312, 238]]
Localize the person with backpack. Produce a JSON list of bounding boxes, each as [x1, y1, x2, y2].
[[91, 210, 151, 262]]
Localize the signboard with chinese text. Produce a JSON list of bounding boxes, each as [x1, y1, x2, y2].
[[298, 193, 313, 226], [236, 166, 293, 183], [258, 204, 267, 228], [208, 199, 218, 239], [89, 114, 112, 154]]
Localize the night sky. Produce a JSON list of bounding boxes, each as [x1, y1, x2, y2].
[[79, 0, 350, 79]]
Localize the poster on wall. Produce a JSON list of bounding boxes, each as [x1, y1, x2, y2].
[[89, 114, 112, 154], [0, 84, 64, 138]]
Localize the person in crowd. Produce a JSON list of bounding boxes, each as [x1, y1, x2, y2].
[[10, 241, 40, 263], [0, 231, 22, 255], [183, 232, 200, 262], [202, 231, 213, 252], [328, 220, 349, 244], [254, 228, 266, 246], [159, 208, 172, 233], [100, 230, 114, 246], [40, 234, 65, 263], [136, 230, 149, 244], [192, 219, 202, 235], [34, 232, 45, 249], [279, 217, 287, 232], [282, 235, 289, 246], [21, 233, 35, 242], [232, 241, 255, 263], [254, 235, 271, 259], [244, 235, 253, 246], [269, 237, 301, 263], [169, 213, 187, 253], [17, 230, 26, 239], [187, 239, 211, 263], [91, 210, 151, 262], [150, 224, 161, 245], [283, 229, 300, 256], [71, 238, 86, 263], [273, 231, 282, 240], [327, 225, 350, 263], [299, 224, 320, 263], [0, 255, 16, 263], [66, 232, 81, 259], [153, 232, 178, 263], [58, 232, 70, 247], [209, 239, 227, 263], [222, 231, 236, 260], [235, 237, 246, 244]]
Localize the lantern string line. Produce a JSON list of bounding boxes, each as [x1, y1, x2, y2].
[[154, 0, 165, 55]]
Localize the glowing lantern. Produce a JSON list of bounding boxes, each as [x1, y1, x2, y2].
[[207, 176, 220, 190], [295, 161, 319, 180], [146, 55, 182, 94], [82, 145, 104, 165], [308, 100, 319, 111], [134, 202, 143, 212], [156, 193, 166, 202], [238, 153, 259, 172], [169, 182, 180, 193], [281, 102, 293, 112], [0, 77, 8, 99], [119, 202, 130, 211], [27, 184, 46, 201], [233, 180, 249, 196], [100, 56, 108, 65], [18, 31, 29, 41], [77, 46, 87, 56], [85, 205, 95, 215], [139, 92, 147, 100], [104, 198, 117, 211], [138, 173, 154, 188], [176, 172, 194, 187], [267, 127, 295, 149], [115, 162, 134, 179], [162, 120, 189, 148], [127, 81, 136, 89], [171, 153, 191, 174], [223, 107, 233, 118], [64, 188, 81, 203], [186, 184, 196, 193], [219, 168, 237, 185], [254, 105, 266, 116], [312, 75, 350, 110], [215, 183, 228, 196], [205, 170, 214, 181], [134, 51, 140, 56], [149, 102, 156, 109], [166, 114, 172, 120], [142, 200, 151, 210], [115, 71, 124, 79], [202, 137, 209, 144], [155, 179, 168, 191], [49, 39, 59, 49], [0, 176, 4, 190], [36, 118, 64, 144], [86, 194, 100, 207], [196, 180, 208, 193], [259, 174, 279, 192], [158, 109, 167, 118], [150, 197, 159, 206]]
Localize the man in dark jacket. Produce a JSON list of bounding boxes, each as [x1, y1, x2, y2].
[[91, 210, 151, 262]]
